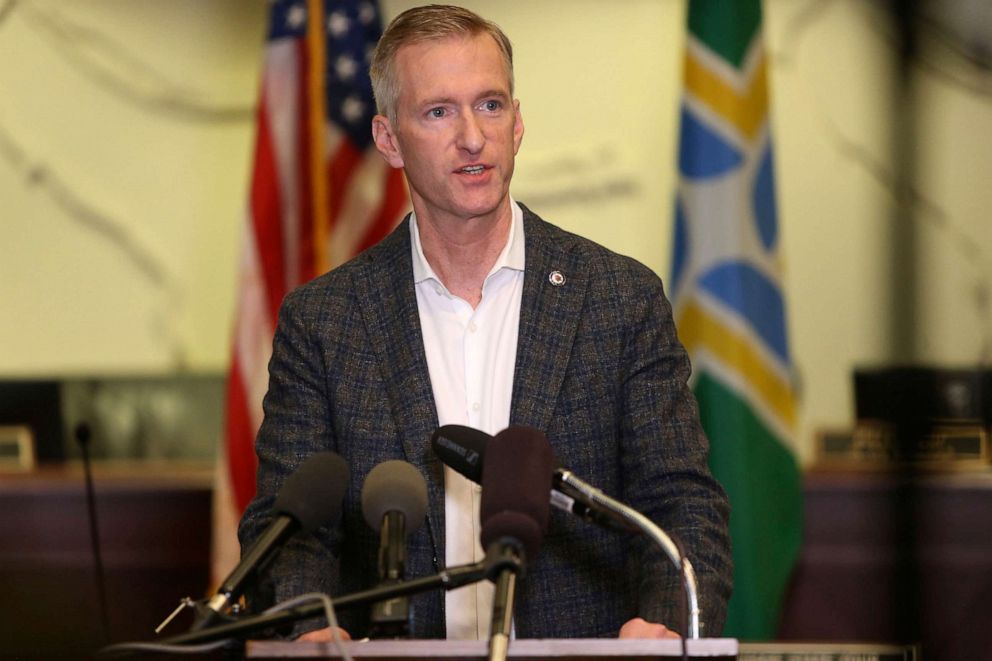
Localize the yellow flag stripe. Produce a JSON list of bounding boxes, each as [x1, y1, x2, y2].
[[684, 48, 768, 140], [308, 0, 330, 275], [679, 299, 796, 429]]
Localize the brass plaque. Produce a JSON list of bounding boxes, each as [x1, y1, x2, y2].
[[0, 425, 36, 472], [814, 421, 990, 472]]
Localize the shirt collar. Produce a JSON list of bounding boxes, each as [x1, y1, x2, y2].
[[411, 198, 525, 285]]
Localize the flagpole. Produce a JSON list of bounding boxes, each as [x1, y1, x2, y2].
[[307, 0, 330, 275]]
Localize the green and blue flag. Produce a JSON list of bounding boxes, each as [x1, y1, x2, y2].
[[670, 0, 803, 640]]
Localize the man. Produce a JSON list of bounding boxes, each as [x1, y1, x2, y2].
[[239, 4, 731, 641]]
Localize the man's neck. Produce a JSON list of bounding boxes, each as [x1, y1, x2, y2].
[[415, 202, 513, 308]]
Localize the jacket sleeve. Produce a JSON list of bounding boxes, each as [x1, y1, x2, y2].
[[236, 286, 343, 636], [615, 263, 733, 636]]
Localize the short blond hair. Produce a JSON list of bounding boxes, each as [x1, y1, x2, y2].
[[370, 4, 514, 123]]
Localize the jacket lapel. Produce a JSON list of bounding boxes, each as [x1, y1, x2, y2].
[[350, 218, 445, 564], [511, 208, 587, 431]]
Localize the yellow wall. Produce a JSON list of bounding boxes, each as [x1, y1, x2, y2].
[[1, 1, 990, 463], [0, 0, 267, 373]]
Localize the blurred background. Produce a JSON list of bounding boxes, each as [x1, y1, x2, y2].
[[0, 0, 990, 659]]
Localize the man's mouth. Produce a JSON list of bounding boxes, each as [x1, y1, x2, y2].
[[459, 165, 486, 175]]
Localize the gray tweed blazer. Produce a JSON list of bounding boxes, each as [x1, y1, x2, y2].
[[238, 204, 732, 639]]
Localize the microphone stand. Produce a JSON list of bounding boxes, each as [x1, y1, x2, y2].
[[76, 423, 111, 645], [152, 552, 521, 647], [555, 470, 702, 639], [489, 570, 515, 661], [189, 515, 298, 632], [369, 510, 410, 638], [486, 542, 524, 661]]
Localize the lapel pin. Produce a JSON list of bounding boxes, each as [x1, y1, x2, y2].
[[548, 271, 566, 287]]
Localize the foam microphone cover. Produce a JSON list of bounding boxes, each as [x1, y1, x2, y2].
[[480, 426, 553, 562], [273, 451, 350, 534], [361, 460, 429, 533], [431, 425, 491, 483]]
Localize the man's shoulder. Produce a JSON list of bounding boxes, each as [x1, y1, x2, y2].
[[519, 203, 659, 284], [302, 217, 411, 284], [282, 216, 412, 308]]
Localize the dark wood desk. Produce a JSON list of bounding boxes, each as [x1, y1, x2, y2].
[[0, 463, 213, 660], [779, 470, 992, 661]]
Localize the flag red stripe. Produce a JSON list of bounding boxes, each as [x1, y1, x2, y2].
[[357, 167, 407, 254], [249, 93, 289, 324], [294, 40, 318, 284], [328, 140, 364, 224], [225, 359, 259, 513]]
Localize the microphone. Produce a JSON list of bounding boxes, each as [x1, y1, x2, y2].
[[195, 452, 349, 630], [431, 424, 487, 482], [480, 426, 552, 661], [361, 460, 428, 638], [433, 425, 637, 533]]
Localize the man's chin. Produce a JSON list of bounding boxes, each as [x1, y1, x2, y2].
[[409, 187, 510, 224], [451, 191, 511, 220]]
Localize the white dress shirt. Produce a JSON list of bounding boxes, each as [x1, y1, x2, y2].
[[411, 200, 525, 639]]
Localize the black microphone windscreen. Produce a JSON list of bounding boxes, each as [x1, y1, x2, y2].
[[481, 510, 543, 563], [431, 425, 490, 483], [273, 452, 350, 534], [480, 426, 553, 561], [361, 460, 429, 532]]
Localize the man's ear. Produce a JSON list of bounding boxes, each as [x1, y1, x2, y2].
[[512, 99, 525, 155], [372, 115, 404, 168]]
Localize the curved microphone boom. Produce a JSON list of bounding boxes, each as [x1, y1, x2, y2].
[[555, 468, 701, 639], [195, 452, 350, 630], [433, 424, 701, 639], [361, 460, 428, 638]]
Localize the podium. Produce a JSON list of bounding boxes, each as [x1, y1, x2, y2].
[[245, 639, 921, 660], [245, 638, 738, 660]]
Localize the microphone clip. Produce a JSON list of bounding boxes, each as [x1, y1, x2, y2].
[[156, 597, 242, 635], [482, 538, 527, 581], [368, 587, 411, 639]]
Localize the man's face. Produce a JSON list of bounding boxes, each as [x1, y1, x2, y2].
[[373, 33, 524, 225]]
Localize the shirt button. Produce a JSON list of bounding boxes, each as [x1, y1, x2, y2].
[[472, 402, 481, 412], [468, 322, 477, 333]]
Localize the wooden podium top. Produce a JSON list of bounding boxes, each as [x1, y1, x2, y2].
[[246, 638, 738, 660]]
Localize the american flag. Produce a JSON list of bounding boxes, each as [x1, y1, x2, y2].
[[212, 0, 407, 580]]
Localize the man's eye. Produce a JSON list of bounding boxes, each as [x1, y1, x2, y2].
[[429, 107, 446, 118], [482, 100, 501, 112]]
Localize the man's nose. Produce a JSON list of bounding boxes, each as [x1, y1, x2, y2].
[[457, 112, 485, 154]]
